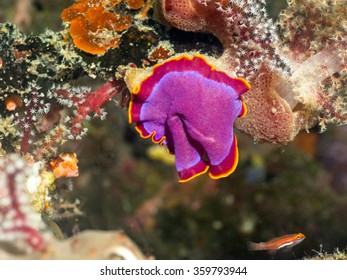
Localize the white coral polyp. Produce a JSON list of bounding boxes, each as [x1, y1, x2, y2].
[[25, 161, 43, 194]]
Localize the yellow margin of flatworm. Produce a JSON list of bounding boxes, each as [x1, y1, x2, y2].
[[134, 126, 166, 145], [178, 165, 210, 183], [239, 100, 247, 118], [208, 136, 239, 180]]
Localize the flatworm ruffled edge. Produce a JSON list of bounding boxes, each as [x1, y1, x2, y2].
[[135, 122, 166, 145]]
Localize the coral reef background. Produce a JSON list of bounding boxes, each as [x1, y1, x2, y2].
[[1, 0, 347, 260]]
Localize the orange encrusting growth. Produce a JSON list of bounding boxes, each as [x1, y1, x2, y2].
[[5, 95, 23, 111], [125, 0, 145, 10], [61, 0, 133, 55], [148, 46, 172, 62], [50, 153, 79, 178]]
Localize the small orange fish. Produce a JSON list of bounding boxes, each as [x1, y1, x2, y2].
[[248, 233, 305, 254]]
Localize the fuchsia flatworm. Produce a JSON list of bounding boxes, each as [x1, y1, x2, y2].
[[128, 54, 251, 182]]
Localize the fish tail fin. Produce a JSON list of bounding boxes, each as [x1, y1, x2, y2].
[[247, 242, 264, 251]]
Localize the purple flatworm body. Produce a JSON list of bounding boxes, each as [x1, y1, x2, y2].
[[128, 54, 251, 182]]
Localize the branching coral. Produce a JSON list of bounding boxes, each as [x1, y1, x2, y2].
[[50, 80, 124, 138], [2, 80, 124, 159], [278, 0, 347, 129], [0, 154, 49, 252], [0, 153, 145, 258], [154, 0, 287, 79], [0, 1, 147, 256], [0, 22, 126, 246], [0, 22, 126, 155], [0, 154, 146, 258]]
